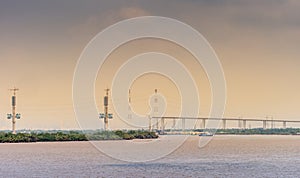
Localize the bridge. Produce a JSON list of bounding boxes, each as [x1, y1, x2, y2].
[[151, 116, 300, 133]]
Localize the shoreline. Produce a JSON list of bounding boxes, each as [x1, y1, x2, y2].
[[0, 134, 299, 144], [0, 128, 299, 144], [0, 130, 158, 143]]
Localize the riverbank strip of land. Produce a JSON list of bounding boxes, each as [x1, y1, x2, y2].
[[0, 130, 158, 143]]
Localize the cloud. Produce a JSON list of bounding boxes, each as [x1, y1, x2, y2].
[[68, 6, 150, 40], [118, 7, 150, 19]]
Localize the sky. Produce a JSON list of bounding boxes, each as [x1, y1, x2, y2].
[[0, 0, 300, 130]]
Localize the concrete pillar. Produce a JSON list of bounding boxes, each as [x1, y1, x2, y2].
[[172, 118, 176, 129], [238, 120, 242, 129], [161, 117, 165, 134], [283, 121, 286, 129], [193, 119, 198, 130], [263, 120, 267, 130], [243, 120, 247, 129], [149, 116, 152, 131], [182, 118, 185, 132], [202, 118, 206, 129], [223, 119, 226, 129]]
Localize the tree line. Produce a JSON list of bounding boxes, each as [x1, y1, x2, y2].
[[0, 130, 158, 143]]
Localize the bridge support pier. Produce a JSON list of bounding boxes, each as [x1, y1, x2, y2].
[[263, 120, 267, 130], [243, 120, 247, 129], [238, 120, 242, 129], [172, 118, 176, 130], [202, 118, 206, 129], [149, 116, 152, 131], [223, 120, 226, 129], [182, 118, 185, 132], [283, 121, 286, 129], [161, 117, 165, 134]]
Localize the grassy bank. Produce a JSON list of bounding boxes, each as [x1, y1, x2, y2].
[[0, 130, 158, 143]]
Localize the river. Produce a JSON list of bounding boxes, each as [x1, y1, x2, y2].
[[0, 135, 299, 177]]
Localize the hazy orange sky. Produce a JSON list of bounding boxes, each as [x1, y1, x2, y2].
[[0, 0, 300, 130]]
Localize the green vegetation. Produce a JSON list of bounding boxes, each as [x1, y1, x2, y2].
[[162, 128, 300, 135], [0, 130, 158, 143], [186, 128, 300, 135], [1, 128, 297, 143], [86, 130, 158, 140], [215, 128, 300, 135]]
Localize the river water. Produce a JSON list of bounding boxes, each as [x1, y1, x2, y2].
[[0, 135, 299, 177]]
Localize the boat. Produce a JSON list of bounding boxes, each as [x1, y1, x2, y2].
[[199, 132, 214, 136]]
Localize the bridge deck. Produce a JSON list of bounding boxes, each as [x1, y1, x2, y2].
[[152, 117, 300, 123]]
